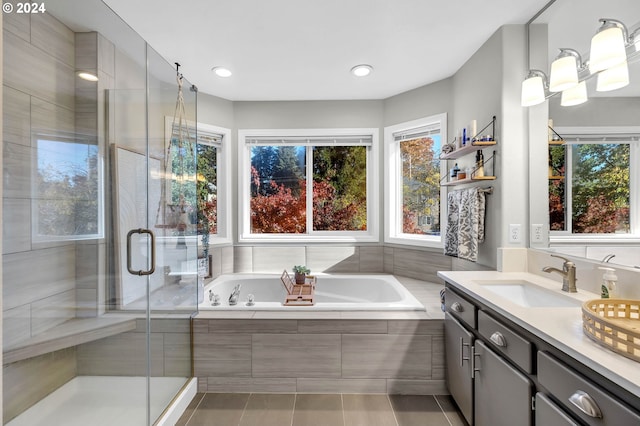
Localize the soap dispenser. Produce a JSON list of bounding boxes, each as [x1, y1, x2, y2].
[[598, 266, 617, 299]]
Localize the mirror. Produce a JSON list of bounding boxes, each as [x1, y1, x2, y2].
[[528, 0, 640, 269]]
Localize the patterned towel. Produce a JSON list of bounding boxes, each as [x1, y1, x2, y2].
[[444, 190, 461, 257], [444, 188, 486, 262]]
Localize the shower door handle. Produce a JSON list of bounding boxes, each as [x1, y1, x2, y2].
[[126, 228, 156, 276]]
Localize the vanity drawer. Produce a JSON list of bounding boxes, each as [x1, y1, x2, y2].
[[535, 392, 580, 425], [444, 287, 476, 329], [478, 310, 533, 373], [538, 351, 640, 426]]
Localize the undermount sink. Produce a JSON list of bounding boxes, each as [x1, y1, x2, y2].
[[475, 280, 582, 308]]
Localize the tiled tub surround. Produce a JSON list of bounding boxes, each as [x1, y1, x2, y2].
[[201, 274, 425, 311], [194, 276, 446, 394]]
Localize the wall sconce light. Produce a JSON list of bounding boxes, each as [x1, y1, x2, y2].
[[521, 70, 548, 107], [549, 48, 584, 92], [596, 61, 629, 92], [561, 81, 588, 107], [589, 19, 628, 73]]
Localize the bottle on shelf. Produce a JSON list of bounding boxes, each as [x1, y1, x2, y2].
[[450, 163, 460, 180], [475, 150, 485, 178]]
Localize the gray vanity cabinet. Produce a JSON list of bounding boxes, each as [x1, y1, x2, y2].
[[537, 351, 640, 426], [474, 340, 534, 426], [445, 312, 475, 424]]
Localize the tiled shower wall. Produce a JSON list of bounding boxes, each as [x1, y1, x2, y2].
[[3, 10, 113, 346]]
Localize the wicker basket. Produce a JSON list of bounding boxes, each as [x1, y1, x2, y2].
[[582, 299, 640, 363]]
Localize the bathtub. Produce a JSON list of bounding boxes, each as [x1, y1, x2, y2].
[[200, 274, 425, 311]]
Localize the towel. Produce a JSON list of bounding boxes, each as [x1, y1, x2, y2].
[[444, 190, 460, 257], [444, 188, 486, 262], [458, 188, 486, 262]]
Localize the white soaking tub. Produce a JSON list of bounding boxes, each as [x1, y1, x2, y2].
[[200, 274, 425, 311]]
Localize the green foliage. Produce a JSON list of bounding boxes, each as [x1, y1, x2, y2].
[[548, 143, 630, 234], [293, 265, 310, 274], [400, 137, 440, 234], [571, 144, 629, 233], [250, 146, 368, 233]]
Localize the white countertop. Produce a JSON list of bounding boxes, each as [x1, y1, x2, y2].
[[437, 270, 640, 399]]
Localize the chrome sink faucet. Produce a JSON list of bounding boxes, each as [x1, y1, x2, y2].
[[542, 254, 577, 293], [228, 284, 241, 305]]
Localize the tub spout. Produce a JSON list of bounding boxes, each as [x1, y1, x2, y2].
[[228, 284, 241, 305]]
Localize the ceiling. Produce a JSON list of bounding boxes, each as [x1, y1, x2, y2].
[[100, 0, 549, 101]]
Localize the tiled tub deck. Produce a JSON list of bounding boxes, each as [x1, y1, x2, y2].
[[193, 277, 447, 394]]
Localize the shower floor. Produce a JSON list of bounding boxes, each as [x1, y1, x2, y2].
[[7, 376, 190, 426]]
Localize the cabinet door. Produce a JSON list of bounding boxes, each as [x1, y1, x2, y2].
[[474, 340, 533, 426], [445, 312, 474, 425]]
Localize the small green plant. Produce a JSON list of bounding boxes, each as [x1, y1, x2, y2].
[[293, 265, 310, 274]]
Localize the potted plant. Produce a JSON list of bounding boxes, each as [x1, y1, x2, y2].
[[292, 265, 310, 284]]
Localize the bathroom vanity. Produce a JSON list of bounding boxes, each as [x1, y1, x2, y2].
[[439, 271, 640, 426]]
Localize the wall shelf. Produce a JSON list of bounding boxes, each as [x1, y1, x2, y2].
[[442, 176, 496, 186], [441, 140, 497, 160]]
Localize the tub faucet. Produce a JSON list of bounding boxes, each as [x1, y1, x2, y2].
[[228, 284, 241, 305], [601, 254, 616, 263], [542, 254, 577, 293]]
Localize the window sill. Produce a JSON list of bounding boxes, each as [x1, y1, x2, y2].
[[238, 233, 380, 244], [385, 235, 442, 249]]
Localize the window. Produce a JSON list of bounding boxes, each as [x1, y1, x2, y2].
[[32, 133, 104, 242], [384, 114, 447, 247], [165, 118, 232, 244], [549, 129, 639, 240], [239, 129, 379, 242]]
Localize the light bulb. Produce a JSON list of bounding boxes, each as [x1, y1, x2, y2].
[[596, 61, 629, 91], [561, 81, 588, 106], [550, 55, 579, 92], [521, 75, 545, 106], [590, 23, 627, 73]]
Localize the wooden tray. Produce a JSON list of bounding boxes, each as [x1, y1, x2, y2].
[[281, 270, 316, 306], [582, 299, 640, 362]]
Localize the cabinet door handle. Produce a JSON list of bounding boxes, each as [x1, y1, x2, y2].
[[451, 302, 464, 313], [490, 331, 507, 347], [471, 346, 481, 379], [569, 390, 603, 418], [460, 337, 470, 367]]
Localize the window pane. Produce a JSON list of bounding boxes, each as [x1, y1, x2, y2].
[[571, 143, 630, 234], [197, 143, 218, 235], [250, 145, 306, 233], [400, 137, 441, 235], [35, 138, 102, 240], [548, 144, 566, 231], [312, 146, 367, 231]]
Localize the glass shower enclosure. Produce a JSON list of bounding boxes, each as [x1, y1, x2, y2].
[[2, 1, 198, 424]]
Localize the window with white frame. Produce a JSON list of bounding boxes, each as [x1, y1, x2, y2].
[[384, 113, 447, 247], [238, 129, 379, 242], [166, 118, 232, 244], [549, 128, 639, 239]]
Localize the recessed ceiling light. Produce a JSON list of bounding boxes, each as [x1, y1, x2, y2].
[[351, 64, 373, 77], [211, 67, 232, 78], [77, 72, 98, 82]]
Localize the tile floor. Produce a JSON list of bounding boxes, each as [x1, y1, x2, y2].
[[176, 393, 466, 426]]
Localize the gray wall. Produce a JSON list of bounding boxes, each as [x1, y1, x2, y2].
[[197, 25, 529, 271]]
